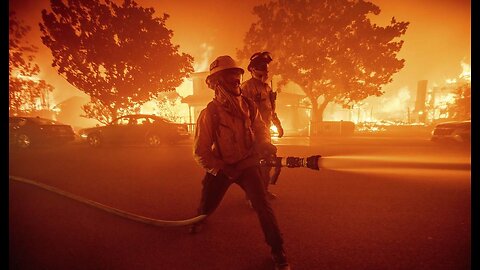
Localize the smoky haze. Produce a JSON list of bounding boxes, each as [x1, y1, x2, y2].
[[9, 0, 470, 126], [9, 2, 471, 268]]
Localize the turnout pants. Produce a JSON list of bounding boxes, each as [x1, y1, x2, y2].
[[197, 166, 284, 250], [259, 166, 272, 191]]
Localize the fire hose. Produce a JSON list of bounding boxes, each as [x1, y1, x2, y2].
[[12, 154, 465, 227], [9, 155, 321, 227], [9, 175, 207, 227]]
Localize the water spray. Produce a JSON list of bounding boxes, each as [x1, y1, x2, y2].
[[9, 154, 469, 227], [243, 154, 470, 184]]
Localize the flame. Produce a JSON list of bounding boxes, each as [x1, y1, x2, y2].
[[13, 73, 59, 115], [445, 60, 471, 84], [445, 78, 457, 84], [459, 60, 471, 81], [139, 101, 156, 115], [435, 93, 456, 108], [433, 60, 470, 119], [16, 74, 40, 82], [138, 43, 216, 123], [51, 106, 61, 112], [140, 99, 190, 123], [270, 124, 278, 134], [176, 78, 193, 97], [328, 110, 348, 122], [377, 86, 411, 116]]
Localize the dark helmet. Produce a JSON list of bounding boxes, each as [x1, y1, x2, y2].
[[247, 51, 273, 72]]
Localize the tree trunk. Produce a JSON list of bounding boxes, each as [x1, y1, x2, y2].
[[109, 106, 118, 123], [309, 95, 330, 136]]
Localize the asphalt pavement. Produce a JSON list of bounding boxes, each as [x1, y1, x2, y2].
[[9, 135, 471, 270]]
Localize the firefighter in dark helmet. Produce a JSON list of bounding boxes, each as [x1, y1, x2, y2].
[[241, 51, 284, 200]]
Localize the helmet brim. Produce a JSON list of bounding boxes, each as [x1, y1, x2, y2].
[[210, 66, 244, 76]]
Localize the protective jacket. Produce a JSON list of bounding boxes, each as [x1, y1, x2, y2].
[[241, 78, 273, 126], [193, 97, 271, 176]]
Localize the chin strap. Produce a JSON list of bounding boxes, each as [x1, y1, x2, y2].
[[9, 175, 206, 227]]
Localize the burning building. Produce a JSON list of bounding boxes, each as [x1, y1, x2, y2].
[[424, 61, 471, 123], [181, 72, 310, 136], [181, 71, 213, 127], [53, 96, 101, 130]]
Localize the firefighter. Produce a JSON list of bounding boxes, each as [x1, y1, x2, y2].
[[241, 51, 284, 200], [191, 55, 291, 270]]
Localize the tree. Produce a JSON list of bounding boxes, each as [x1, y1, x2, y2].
[[9, 11, 54, 116], [40, 0, 194, 124], [144, 91, 186, 123], [238, 0, 409, 130]]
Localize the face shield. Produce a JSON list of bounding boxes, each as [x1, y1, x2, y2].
[[209, 69, 243, 96], [248, 51, 272, 83], [252, 68, 269, 83]]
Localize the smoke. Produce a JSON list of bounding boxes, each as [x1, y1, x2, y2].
[[193, 43, 214, 72], [377, 86, 412, 117], [173, 43, 213, 102]]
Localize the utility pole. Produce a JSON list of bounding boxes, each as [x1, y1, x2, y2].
[[407, 107, 410, 123], [357, 107, 361, 123]]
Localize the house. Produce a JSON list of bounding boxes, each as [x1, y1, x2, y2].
[[181, 72, 310, 136], [53, 96, 101, 131]]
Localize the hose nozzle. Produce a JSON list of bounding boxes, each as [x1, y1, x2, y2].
[[259, 155, 322, 170]]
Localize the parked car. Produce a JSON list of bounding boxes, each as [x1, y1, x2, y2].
[[9, 116, 76, 149], [78, 114, 190, 147], [431, 120, 470, 144]]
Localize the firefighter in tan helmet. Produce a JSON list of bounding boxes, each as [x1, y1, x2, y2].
[[191, 55, 291, 270], [241, 51, 284, 200]]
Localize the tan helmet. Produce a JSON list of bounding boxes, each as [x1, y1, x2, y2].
[[208, 55, 244, 77]]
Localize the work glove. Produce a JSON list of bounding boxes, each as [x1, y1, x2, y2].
[[255, 142, 277, 157], [272, 113, 284, 138], [276, 125, 284, 138], [219, 164, 240, 180]]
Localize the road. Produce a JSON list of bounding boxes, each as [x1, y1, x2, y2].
[[9, 136, 471, 270]]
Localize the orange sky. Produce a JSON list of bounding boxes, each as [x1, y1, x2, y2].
[[9, 0, 471, 105]]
